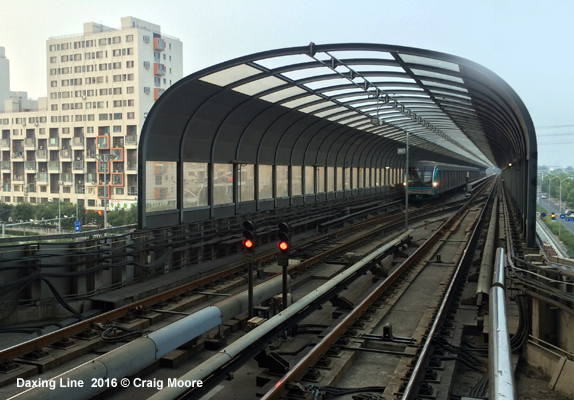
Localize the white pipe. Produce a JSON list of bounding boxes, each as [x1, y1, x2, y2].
[[149, 230, 412, 400], [9, 274, 288, 400]]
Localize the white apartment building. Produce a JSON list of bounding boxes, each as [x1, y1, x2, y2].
[[0, 17, 183, 211]]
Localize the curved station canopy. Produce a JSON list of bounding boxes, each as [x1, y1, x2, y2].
[[138, 43, 537, 245]]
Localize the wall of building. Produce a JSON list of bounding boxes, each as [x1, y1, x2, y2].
[[0, 17, 183, 212]]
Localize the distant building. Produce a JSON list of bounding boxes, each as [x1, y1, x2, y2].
[[0, 17, 183, 211]]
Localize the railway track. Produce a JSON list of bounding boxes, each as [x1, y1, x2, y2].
[[0, 184, 496, 399]]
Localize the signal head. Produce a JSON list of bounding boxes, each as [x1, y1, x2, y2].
[[243, 239, 254, 250], [278, 240, 289, 253]]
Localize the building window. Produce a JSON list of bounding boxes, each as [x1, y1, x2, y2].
[[113, 88, 122, 95], [113, 125, 121, 132], [50, 56, 57, 63], [113, 113, 122, 120], [50, 80, 57, 87], [113, 36, 121, 44], [126, 86, 134, 94], [61, 55, 69, 62], [127, 112, 134, 119], [126, 34, 133, 42], [99, 113, 108, 120], [126, 60, 134, 68]]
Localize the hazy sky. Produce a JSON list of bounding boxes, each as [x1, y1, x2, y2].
[[1, 0, 572, 167]]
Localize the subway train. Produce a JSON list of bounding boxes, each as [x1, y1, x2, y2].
[[405, 161, 481, 200]]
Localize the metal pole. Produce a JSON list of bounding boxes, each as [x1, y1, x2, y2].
[[58, 184, 61, 234], [248, 262, 253, 319], [405, 131, 409, 231], [560, 179, 562, 236], [104, 162, 108, 230]]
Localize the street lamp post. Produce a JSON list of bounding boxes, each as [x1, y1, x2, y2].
[[94, 154, 117, 232]]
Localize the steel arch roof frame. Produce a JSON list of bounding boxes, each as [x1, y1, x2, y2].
[[139, 42, 537, 245]]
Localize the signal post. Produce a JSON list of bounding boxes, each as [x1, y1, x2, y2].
[[277, 223, 291, 311], [242, 221, 257, 318]]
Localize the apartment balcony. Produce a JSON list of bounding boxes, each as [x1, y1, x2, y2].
[[2, 184, 10, 192], [125, 135, 137, 146], [25, 161, 36, 171], [153, 37, 165, 51], [72, 161, 84, 171], [61, 149, 72, 159], [127, 160, 137, 171], [86, 173, 97, 184], [0, 139, 10, 148], [37, 149, 47, 159], [72, 137, 84, 147], [24, 138, 35, 148], [48, 137, 59, 147], [111, 148, 124, 161], [61, 173, 73, 183], [12, 151, 24, 159], [48, 161, 59, 171], [154, 63, 165, 76], [1, 161, 10, 170], [12, 175, 24, 183], [37, 172, 48, 182], [128, 187, 137, 196]]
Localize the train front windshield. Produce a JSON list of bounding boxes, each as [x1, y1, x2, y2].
[[408, 167, 433, 186]]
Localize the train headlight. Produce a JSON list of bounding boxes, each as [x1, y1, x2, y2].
[[432, 182, 438, 187]]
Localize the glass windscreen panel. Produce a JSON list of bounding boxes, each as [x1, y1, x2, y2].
[[183, 162, 208, 208], [408, 166, 434, 186], [146, 161, 176, 212]]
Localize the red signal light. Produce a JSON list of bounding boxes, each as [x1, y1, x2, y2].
[[243, 239, 254, 249], [278, 241, 288, 251]]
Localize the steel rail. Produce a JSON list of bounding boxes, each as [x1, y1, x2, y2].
[[401, 180, 496, 399], [0, 198, 460, 363], [260, 187, 492, 399]]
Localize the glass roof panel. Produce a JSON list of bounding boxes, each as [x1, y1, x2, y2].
[[327, 111, 356, 121], [429, 89, 471, 100], [315, 106, 349, 118], [259, 86, 308, 102], [421, 80, 468, 93], [304, 78, 354, 91], [232, 75, 286, 96], [254, 54, 312, 70], [398, 54, 460, 72], [326, 50, 396, 61], [280, 66, 334, 81], [410, 69, 464, 84], [299, 101, 335, 113], [199, 64, 261, 87], [282, 94, 324, 109]]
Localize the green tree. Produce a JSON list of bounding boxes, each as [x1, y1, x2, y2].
[[0, 202, 12, 222], [85, 210, 103, 227], [11, 203, 35, 222]]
